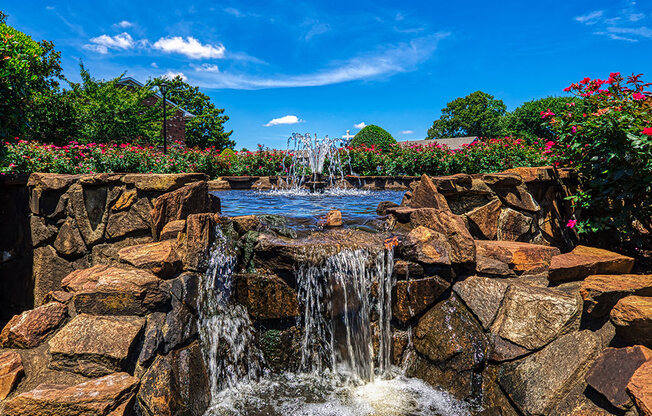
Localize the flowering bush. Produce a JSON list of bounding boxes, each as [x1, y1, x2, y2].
[[1, 137, 551, 178], [551, 73, 652, 240]]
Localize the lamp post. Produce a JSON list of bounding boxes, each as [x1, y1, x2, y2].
[[159, 82, 168, 154]]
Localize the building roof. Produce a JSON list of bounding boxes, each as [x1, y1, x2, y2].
[[399, 136, 477, 150], [116, 77, 195, 118]]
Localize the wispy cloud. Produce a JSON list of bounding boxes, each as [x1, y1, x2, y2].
[[192, 63, 220, 72], [304, 22, 331, 41], [152, 36, 226, 59], [354, 122, 366, 129], [575, 6, 651, 42], [265, 115, 303, 126], [162, 71, 187, 81], [575, 10, 604, 24], [114, 20, 133, 29], [84, 32, 135, 54], [195, 33, 449, 90], [401, 130, 414, 134]]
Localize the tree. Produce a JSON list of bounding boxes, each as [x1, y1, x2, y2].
[[67, 65, 162, 144], [0, 13, 64, 142], [151, 76, 234, 150], [426, 91, 506, 139], [349, 125, 396, 150], [503, 96, 581, 141]]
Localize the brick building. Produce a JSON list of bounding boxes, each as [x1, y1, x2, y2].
[[116, 77, 194, 145]]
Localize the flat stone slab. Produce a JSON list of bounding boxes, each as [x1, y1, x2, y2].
[[475, 240, 560, 277], [627, 359, 652, 416], [118, 240, 182, 278], [549, 245, 635, 283], [585, 346, 652, 409], [0, 351, 24, 400], [393, 276, 450, 323], [48, 314, 146, 377], [2, 372, 138, 416], [580, 274, 652, 317], [62, 264, 169, 315], [611, 296, 652, 347], [0, 302, 67, 348]]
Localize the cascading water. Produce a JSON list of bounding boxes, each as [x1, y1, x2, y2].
[[200, 227, 472, 416]]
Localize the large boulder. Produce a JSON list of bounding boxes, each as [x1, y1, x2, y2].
[[403, 174, 450, 210], [159, 219, 186, 241], [499, 330, 602, 416], [611, 296, 652, 347], [0, 302, 67, 348], [465, 198, 502, 240], [400, 226, 451, 266], [235, 273, 300, 320], [408, 208, 475, 264], [0, 351, 24, 400], [585, 346, 652, 409], [491, 284, 580, 350], [61, 264, 169, 315], [580, 274, 652, 317], [495, 184, 540, 212], [2, 372, 138, 416], [627, 359, 652, 416], [118, 240, 182, 278], [453, 276, 510, 329], [496, 208, 534, 241], [475, 240, 560, 277], [150, 181, 211, 238], [392, 276, 450, 323], [177, 213, 216, 272], [48, 314, 146, 377], [136, 341, 210, 416], [105, 198, 152, 240], [548, 245, 635, 283]]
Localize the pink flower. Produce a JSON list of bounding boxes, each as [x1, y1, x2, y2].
[[632, 92, 646, 101], [642, 127, 652, 135], [571, 126, 577, 134], [567, 219, 577, 228]]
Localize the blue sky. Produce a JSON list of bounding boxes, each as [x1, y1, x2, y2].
[[4, 1, 652, 149]]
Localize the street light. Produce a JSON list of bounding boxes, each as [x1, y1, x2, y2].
[[159, 82, 168, 154]]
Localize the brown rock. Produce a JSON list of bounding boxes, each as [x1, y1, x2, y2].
[[159, 219, 186, 240], [136, 342, 210, 416], [178, 213, 216, 272], [150, 181, 210, 238], [495, 185, 541, 212], [475, 240, 560, 277], [549, 245, 635, 283], [0, 302, 67, 348], [482, 172, 523, 187], [0, 351, 24, 400], [405, 174, 450, 210], [325, 210, 342, 227], [231, 215, 261, 234], [376, 201, 399, 215], [32, 245, 80, 306], [118, 240, 182, 278], [408, 208, 475, 264], [465, 198, 502, 240], [491, 284, 580, 350], [53, 218, 87, 257], [581, 274, 652, 317], [123, 173, 207, 192], [385, 206, 416, 222], [392, 276, 450, 323], [236, 273, 300, 320], [585, 346, 652, 409], [488, 334, 531, 362], [29, 215, 57, 247], [497, 208, 533, 241], [498, 330, 601, 416], [111, 189, 137, 212], [393, 260, 424, 280], [453, 276, 510, 329], [27, 172, 82, 190], [43, 290, 73, 304], [2, 372, 138, 416], [62, 264, 169, 315], [48, 314, 146, 377], [400, 226, 451, 266], [106, 198, 152, 239], [611, 296, 652, 347], [68, 183, 121, 246], [627, 359, 652, 416]]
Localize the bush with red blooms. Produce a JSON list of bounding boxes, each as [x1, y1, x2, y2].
[[550, 73, 651, 241]]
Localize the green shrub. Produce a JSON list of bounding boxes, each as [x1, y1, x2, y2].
[[220, 148, 236, 159], [503, 96, 581, 141], [349, 125, 396, 150]]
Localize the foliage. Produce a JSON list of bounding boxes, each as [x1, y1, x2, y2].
[[550, 73, 652, 241], [0, 16, 63, 142], [67, 65, 163, 144], [427, 91, 506, 139], [349, 125, 396, 150], [503, 96, 581, 141], [150, 76, 234, 150]]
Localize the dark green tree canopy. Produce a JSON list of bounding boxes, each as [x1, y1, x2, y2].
[[427, 91, 507, 139], [150, 76, 234, 150], [503, 96, 581, 141], [349, 125, 396, 150]]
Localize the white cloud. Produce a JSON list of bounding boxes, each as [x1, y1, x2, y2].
[[192, 63, 220, 72], [45, 5, 55, 10], [575, 10, 604, 24], [608, 26, 652, 38], [354, 122, 366, 129], [265, 115, 303, 126], [114, 20, 133, 28], [193, 33, 449, 90], [84, 32, 134, 54], [304, 23, 331, 41], [162, 71, 187, 81], [152, 36, 226, 59], [629, 13, 645, 22], [224, 7, 242, 17], [151, 62, 158, 68], [401, 130, 414, 134]]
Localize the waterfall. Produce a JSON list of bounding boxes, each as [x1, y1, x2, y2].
[[198, 226, 267, 395], [296, 248, 395, 382]]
